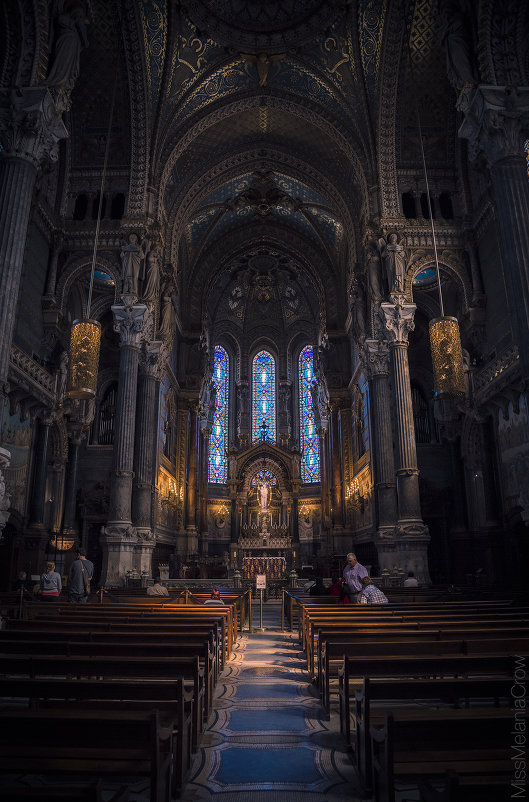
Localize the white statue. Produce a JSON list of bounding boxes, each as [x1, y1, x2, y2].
[[258, 482, 270, 513], [142, 246, 160, 301], [46, 3, 88, 92], [381, 233, 407, 295]]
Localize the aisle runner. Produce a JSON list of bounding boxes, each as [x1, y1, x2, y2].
[[182, 603, 362, 801]]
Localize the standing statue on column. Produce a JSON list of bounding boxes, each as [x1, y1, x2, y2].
[[380, 233, 407, 295], [142, 246, 160, 302], [120, 233, 147, 298], [46, 2, 89, 94], [438, 0, 478, 92], [366, 244, 383, 301]]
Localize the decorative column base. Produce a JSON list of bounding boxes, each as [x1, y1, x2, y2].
[[185, 525, 198, 557], [375, 523, 431, 585], [135, 531, 155, 578], [99, 524, 137, 587]]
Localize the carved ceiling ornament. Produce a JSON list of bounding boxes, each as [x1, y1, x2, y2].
[[182, 0, 347, 55], [157, 95, 369, 221], [187, 222, 333, 328]]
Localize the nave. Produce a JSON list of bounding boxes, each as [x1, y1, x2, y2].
[[182, 600, 360, 802]]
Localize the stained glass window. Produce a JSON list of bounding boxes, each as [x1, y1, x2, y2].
[[251, 469, 277, 487], [252, 350, 276, 443], [299, 345, 320, 482], [208, 346, 229, 483]]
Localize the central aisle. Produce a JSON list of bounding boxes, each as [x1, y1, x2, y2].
[[182, 601, 363, 801]]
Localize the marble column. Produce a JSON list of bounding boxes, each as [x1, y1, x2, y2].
[[363, 339, 398, 536], [0, 88, 67, 398], [458, 86, 529, 379], [101, 304, 147, 586], [132, 340, 162, 576], [380, 298, 431, 583]]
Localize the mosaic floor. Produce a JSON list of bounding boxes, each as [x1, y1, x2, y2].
[[180, 601, 365, 802]]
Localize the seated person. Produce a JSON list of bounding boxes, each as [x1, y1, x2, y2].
[[204, 588, 225, 605], [328, 576, 351, 604], [309, 576, 327, 596], [147, 578, 169, 596], [358, 575, 388, 605], [403, 571, 419, 587]]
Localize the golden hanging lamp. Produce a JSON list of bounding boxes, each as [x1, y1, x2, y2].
[[66, 72, 117, 400], [416, 102, 466, 398]]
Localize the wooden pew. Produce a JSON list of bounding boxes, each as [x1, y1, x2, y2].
[[320, 637, 528, 711], [0, 674, 197, 791], [0, 708, 175, 802], [22, 603, 233, 665], [342, 674, 513, 792], [370, 708, 521, 802]]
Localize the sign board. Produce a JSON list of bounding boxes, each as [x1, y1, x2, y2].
[[256, 574, 267, 589]]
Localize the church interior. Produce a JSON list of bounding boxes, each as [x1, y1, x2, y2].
[[0, 1, 528, 799]]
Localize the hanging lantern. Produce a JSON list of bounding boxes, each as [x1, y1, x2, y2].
[[66, 318, 101, 399], [429, 316, 466, 398]]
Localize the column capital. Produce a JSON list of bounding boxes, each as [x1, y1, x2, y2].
[[458, 85, 529, 168], [0, 87, 68, 168], [112, 304, 148, 348], [139, 339, 165, 379], [379, 297, 416, 344], [362, 338, 390, 377]]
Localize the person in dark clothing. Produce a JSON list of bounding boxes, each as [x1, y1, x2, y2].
[[309, 577, 327, 596], [68, 548, 94, 603]]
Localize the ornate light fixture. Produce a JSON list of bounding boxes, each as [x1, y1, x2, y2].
[[416, 104, 465, 398], [66, 74, 117, 400]]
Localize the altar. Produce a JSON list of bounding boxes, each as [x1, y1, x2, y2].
[[242, 556, 286, 580]]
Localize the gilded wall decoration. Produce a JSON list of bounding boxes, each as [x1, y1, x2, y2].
[[359, 0, 385, 94]]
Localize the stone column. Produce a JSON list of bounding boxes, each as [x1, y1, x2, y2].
[[198, 426, 211, 555], [185, 402, 199, 552], [318, 428, 331, 528], [28, 417, 52, 530], [363, 340, 398, 537], [0, 88, 67, 398], [100, 304, 147, 586], [329, 401, 344, 529], [132, 340, 162, 576], [380, 298, 431, 583], [458, 86, 529, 379], [61, 427, 84, 537]]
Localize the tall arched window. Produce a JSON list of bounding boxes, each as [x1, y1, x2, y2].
[[299, 345, 320, 482], [252, 350, 276, 443], [208, 346, 229, 483]]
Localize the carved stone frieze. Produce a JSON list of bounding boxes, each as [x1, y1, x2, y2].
[[0, 87, 68, 167]]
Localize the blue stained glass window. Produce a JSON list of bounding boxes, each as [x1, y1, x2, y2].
[[299, 345, 320, 482], [252, 350, 276, 443], [251, 469, 277, 487], [208, 346, 229, 483]]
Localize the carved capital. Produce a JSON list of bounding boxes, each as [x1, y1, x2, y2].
[[140, 339, 165, 380], [0, 88, 68, 168], [112, 304, 148, 348], [458, 85, 529, 168], [379, 298, 416, 344], [362, 339, 390, 377]]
